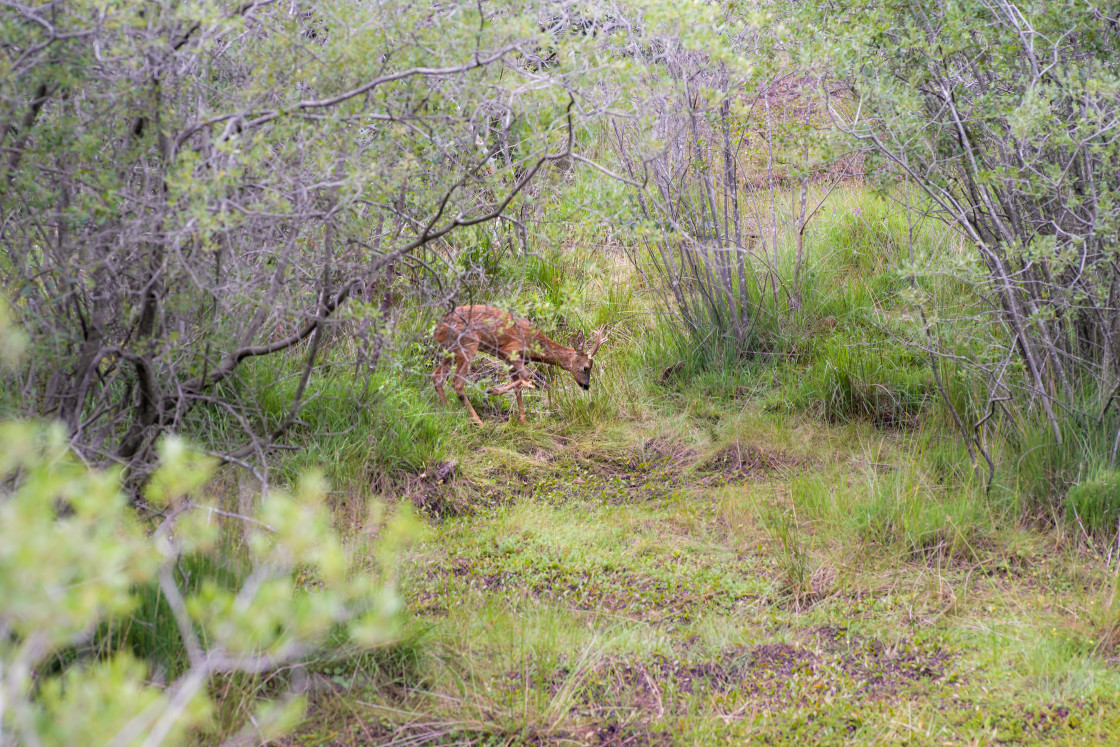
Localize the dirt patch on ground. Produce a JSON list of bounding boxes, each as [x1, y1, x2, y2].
[[698, 442, 805, 484], [798, 625, 954, 695], [1011, 704, 1081, 740], [273, 712, 395, 746], [410, 556, 751, 622], [499, 633, 952, 722], [538, 722, 671, 747], [413, 437, 697, 514], [407, 456, 556, 519], [533, 441, 695, 506], [535, 470, 683, 506], [279, 711, 667, 747], [403, 461, 543, 519], [404, 461, 465, 518]]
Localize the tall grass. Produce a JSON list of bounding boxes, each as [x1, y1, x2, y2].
[[632, 186, 952, 426], [993, 414, 1120, 537], [629, 182, 1120, 538], [790, 335, 933, 428], [196, 346, 445, 491], [783, 467, 995, 562]]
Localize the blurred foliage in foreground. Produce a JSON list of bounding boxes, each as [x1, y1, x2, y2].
[[0, 298, 417, 746]]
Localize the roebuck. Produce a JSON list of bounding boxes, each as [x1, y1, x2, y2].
[[432, 305, 608, 424]]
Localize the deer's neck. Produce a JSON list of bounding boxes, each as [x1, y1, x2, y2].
[[527, 331, 575, 370]]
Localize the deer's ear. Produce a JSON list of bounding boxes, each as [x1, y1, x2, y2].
[[573, 330, 586, 352]]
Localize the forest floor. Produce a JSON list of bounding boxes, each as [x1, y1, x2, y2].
[[280, 389, 1120, 746]]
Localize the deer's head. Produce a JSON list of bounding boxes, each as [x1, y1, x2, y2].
[[569, 328, 608, 390]]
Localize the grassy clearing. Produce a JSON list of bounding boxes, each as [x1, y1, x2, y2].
[[280, 413, 1120, 745], [163, 183, 1120, 745]]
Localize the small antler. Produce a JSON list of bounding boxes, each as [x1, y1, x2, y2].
[[587, 327, 608, 357], [572, 330, 586, 353]]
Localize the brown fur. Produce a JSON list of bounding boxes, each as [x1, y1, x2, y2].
[[432, 304, 607, 424]]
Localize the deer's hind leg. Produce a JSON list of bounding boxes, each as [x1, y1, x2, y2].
[[432, 354, 452, 406], [449, 350, 484, 426]]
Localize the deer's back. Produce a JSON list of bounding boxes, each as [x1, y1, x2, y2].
[[435, 305, 536, 356]]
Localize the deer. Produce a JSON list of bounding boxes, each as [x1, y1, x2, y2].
[[432, 304, 608, 425]]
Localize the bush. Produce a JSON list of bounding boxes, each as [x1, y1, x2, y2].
[[813, 0, 1120, 464], [793, 336, 933, 429], [1066, 469, 1120, 539], [0, 293, 415, 747], [853, 474, 988, 560]]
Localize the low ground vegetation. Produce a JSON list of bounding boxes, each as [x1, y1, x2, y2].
[[279, 405, 1120, 744]]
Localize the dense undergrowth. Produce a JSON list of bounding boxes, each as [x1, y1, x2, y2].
[[206, 182, 1111, 530]]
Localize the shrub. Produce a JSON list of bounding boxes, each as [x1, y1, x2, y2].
[[1066, 469, 1120, 539], [794, 336, 933, 429], [0, 410, 414, 745]]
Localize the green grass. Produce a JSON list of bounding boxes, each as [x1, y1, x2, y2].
[[1067, 469, 1120, 539]]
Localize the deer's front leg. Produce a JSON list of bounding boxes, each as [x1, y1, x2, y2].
[[488, 357, 535, 395], [511, 359, 533, 423], [488, 378, 536, 395], [486, 359, 533, 422], [514, 387, 527, 423]]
